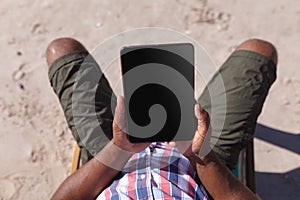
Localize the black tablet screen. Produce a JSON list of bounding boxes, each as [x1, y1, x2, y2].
[[121, 43, 195, 143]]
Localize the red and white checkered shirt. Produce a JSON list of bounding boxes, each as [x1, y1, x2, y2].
[[97, 142, 210, 200]]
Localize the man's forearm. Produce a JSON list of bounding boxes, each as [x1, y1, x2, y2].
[[189, 151, 258, 200], [50, 142, 132, 200]]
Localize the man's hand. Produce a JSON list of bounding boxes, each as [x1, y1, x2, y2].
[[188, 104, 259, 200], [51, 96, 150, 200], [112, 96, 150, 153], [169, 104, 211, 158]]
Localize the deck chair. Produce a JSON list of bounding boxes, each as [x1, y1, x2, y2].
[[70, 142, 81, 175], [232, 138, 256, 193]]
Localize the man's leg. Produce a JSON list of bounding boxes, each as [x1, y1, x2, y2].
[[198, 39, 277, 170], [46, 38, 116, 164]]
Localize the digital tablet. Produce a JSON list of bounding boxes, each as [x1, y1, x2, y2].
[[121, 43, 195, 143]]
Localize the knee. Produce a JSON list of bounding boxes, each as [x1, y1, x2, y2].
[[236, 38, 278, 65], [46, 37, 87, 68]]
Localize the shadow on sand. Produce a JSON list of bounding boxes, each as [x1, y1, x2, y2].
[[254, 124, 300, 200]]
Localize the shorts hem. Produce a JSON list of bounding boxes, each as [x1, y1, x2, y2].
[[48, 51, 88, 82]]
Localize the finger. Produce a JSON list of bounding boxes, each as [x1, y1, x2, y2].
[[195, 104, 209, 133], [113, 96, 126, 132], [192, 104, 209, 154], [194, 104, 202, 119]]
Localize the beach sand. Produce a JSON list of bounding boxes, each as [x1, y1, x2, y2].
[[0, 0, 299, 199]]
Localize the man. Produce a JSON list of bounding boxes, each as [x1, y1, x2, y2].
[[46, 37, 277, 199]]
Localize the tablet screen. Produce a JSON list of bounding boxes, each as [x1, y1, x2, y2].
[[121, 43, 195, 142]]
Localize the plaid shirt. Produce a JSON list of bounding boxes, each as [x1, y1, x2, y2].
[[97, 142, 209, 200]]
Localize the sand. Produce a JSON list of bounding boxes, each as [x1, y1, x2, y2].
[[0, 0, 299, 199]]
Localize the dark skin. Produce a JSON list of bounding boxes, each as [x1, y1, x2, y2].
[[50, 97, 150, 200], [50, 97, 258, 200], [48, 37, 277, 200]]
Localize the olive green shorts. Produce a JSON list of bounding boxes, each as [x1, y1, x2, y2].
[[198, 50, 276, 169], [48, 50, 276, 168], [48, 52, 116, 163]]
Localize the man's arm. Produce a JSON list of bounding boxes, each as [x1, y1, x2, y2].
[[189, 152, 258, 200], [50, 143, 131, 200], [51, 97, 150, 200], [187, 105, 258, 200]]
